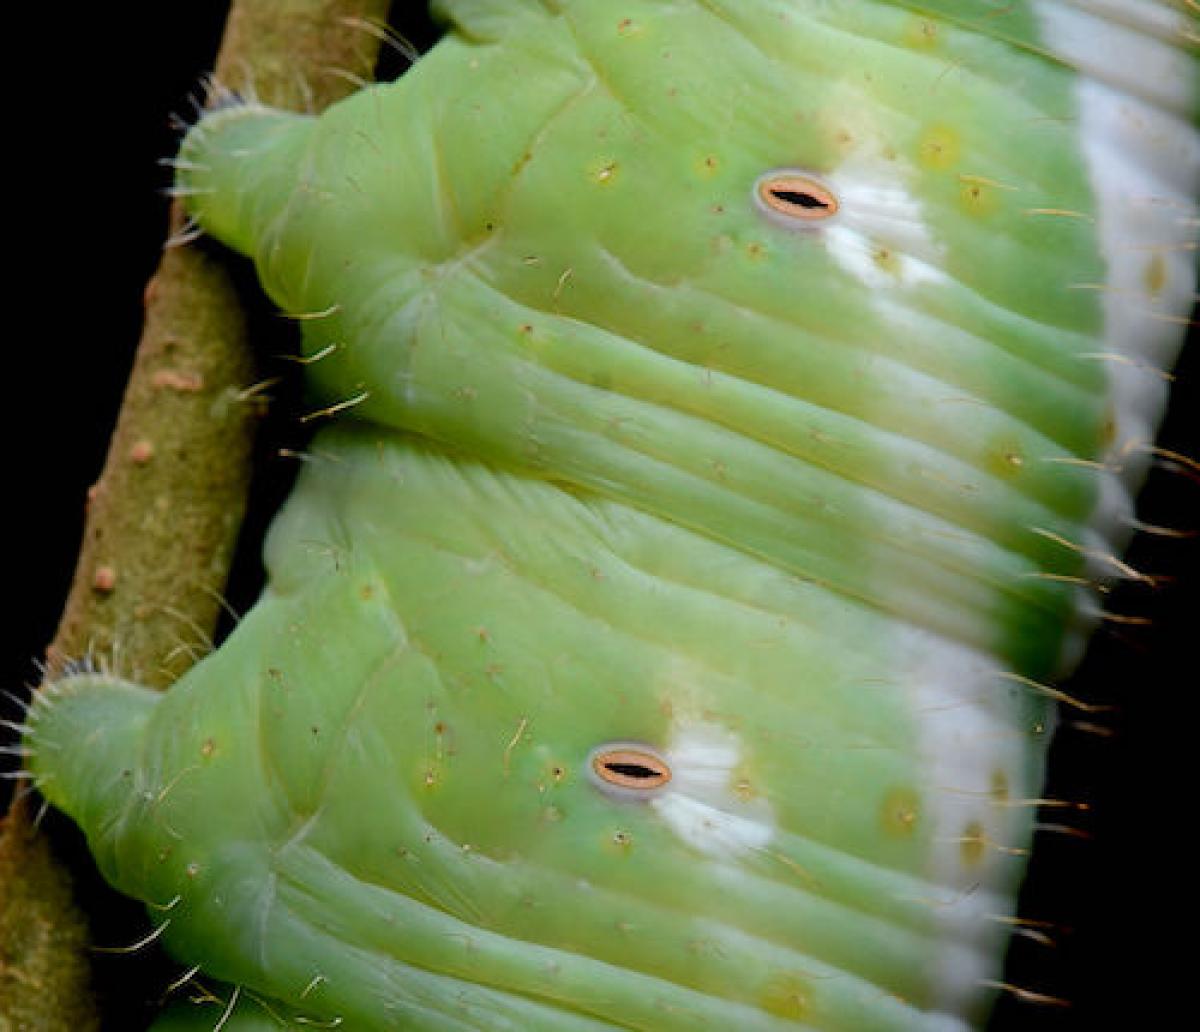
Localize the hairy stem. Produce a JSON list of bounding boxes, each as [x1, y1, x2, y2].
[[0, 2, 390, 1027]]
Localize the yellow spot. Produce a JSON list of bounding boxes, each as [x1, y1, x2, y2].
[[694, 154, 721, 179], [1099, 405, 1119, 450], [589, 159, 620, 185], [986, 438, 1026, 480], [961, 820, 987, 866], [904, 17, 939, 49], [200, 738, 216, 759], [918, 125, 961, 171], [873, 246, 901, 276], [760, 973, 812, 1020], [746, 241, 768, 261], [959, 177, 1001, 218], [991, 769, 1010, 804], [617, 18, 642, 38], [881, 787, 920, 837], [359, 583, 375, 601], [1145, 253, 1167, 298]]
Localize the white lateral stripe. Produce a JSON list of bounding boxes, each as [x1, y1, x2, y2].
[[1033, 2, 1199, 632], [1055, 0, 1197, 43], [888, 623, 1042, 1019], [1035, 1, 1196, 114], [651, 720, 777, 860]]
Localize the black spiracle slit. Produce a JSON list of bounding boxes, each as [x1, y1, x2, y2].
[[604, 760, 662, 780]]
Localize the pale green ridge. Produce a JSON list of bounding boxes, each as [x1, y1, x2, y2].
[[430, 0, 556, 41], [875, 1, 1042, 51]]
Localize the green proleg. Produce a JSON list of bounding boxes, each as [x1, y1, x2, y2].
[[26, 1, 1198, 1028]]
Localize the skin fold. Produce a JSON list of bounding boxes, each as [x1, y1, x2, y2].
[[23, 1, 1198, 1028]]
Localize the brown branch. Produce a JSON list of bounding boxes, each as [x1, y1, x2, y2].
[[0, 2, 390, 1028]]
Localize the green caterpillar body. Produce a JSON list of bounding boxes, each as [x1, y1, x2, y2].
[[26, 1, 1198, 1028]]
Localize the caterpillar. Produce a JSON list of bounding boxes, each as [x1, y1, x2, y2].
[[20, 1, 1199, 1029]]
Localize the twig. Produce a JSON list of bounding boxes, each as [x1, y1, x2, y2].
[[0, 2, 390, 1028]]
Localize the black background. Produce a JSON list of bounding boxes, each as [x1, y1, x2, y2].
[[6, 4, 1196, 1029]]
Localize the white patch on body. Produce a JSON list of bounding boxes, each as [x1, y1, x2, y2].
[[889, 624, 1046, 1020], [1033, 1, 1200, 665], [823, 160, 949, 290], [1034, 0, 1196, 114], [649, 721, 776, 860]]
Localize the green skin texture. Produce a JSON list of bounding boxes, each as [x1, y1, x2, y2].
[[25, 0, 1194, 1028]]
